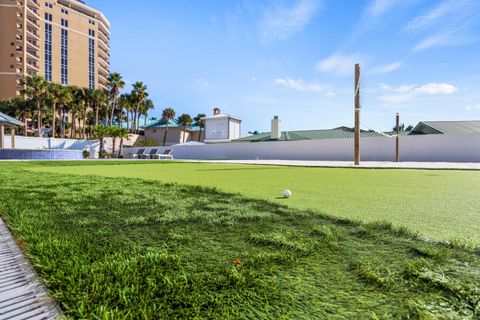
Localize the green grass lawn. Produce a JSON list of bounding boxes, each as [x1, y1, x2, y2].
[[0, 162, 480, 319], [0, 161, 479, 319], [31, 161, 480, 243]]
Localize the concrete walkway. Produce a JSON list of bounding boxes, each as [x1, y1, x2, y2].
[[184, 160, 480, 170], [0, 219, 61, 320]]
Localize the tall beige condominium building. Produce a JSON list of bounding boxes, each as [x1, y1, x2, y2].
[[0, 0, 110, 100]]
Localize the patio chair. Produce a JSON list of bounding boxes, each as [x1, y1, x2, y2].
[[152, 149, 173, 160], [142, 148, 159, 159], [131, 148, 146, 159]]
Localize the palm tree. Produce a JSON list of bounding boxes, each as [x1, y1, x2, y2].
[[57, 85, 73, 138], [93, 125, 109, 158], [21, 75, 47, 137], [69, 86, 83, 139], [117, 128, 129, 158], [142, 99, 154, 128], [118, 93, 132, 129], [90, 89, 107, 127], [193, 113, 206, 142], [177, 113, 192, 143], [161, 107, 175, 146], [107, 72, 125, 126], [131, 82, 148, 133]]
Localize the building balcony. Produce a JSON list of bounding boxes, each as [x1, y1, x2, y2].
[[26, 51, 40, 61], [98, 38, 110, 51], [26, 29, 40, 41], [26, 62, 39, 72], [98, 48, 109, 60], [26, 18, 40, 29], [98, 61, 109, 74], [98, 72, 107, 83], [98, 30, 109, 43], [26, 7, 41, 20], [26, 40, 40, 51], [27, 0, 41, 10]]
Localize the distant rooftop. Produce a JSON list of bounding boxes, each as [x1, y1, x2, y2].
[[409, 121, 480, 135], [146, 119, 201, 131], [233, 129, 386, 143]]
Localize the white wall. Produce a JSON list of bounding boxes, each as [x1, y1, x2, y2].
[[2, 135, 100, 158], [123, 133, 480, 163], [229, 119, 241, 140], [205, 118, 229, 141]]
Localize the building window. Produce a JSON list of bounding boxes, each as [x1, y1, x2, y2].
[[61, 8, 69, 14], [45, 12, 52, 21], [88, 29, 95, 89], [60, 19, 68, 85], [45, 2, 53, 8], [89, 19, 95, 25], [44, 18, 52, 81]]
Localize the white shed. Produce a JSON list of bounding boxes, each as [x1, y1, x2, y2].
[[202, 108, 242, 143]]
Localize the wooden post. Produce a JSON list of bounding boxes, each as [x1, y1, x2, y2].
[[395, 113, 400, 162], [0, 125, 4, 149], [354, 64, 361, 165], [11, 128, 15, 149]]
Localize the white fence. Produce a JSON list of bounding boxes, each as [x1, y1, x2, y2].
[[2, 135, 100, 158], [123, 134, 480, 163]]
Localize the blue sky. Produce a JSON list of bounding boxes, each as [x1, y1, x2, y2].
[[88, 0, 480, 132]]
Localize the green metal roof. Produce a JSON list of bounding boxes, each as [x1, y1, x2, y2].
[[234, 129, 385, 142], [147, 119, 201, 131], [0, 112, 24, 127], [409, 121, 480, 135]]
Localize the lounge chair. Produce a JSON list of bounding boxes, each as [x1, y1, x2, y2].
[[131, 148, 146, 159], [152, 149, 173, 160], [142, 149, 159, 159]]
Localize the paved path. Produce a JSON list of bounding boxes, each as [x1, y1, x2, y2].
[[0, 219, 61, 320], [183, 160, 480, 170]]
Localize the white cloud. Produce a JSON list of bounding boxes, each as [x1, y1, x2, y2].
[[406, 0, 480, 51], [275, 78, 324, 93], [466, 104, 480, 111], [378, 82, 458, 104], [315, 53, 360, 76], [365, 0, 398, 18], [379, 82, 393, 91], [414, 83, 457, 95], [405, 0, 459, 31], [370, 61, 402, 74], [413, 32, 454, 52], [261, 0, 322, 41]]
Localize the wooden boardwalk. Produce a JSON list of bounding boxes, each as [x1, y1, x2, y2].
[[0, 219, 61, 320]]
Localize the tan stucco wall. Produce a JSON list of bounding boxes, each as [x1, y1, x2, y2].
[[145, 128, 195, 146], [0, 1, 19, 99], [0, 0, 110, 101]]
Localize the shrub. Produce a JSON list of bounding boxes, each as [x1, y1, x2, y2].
[[98, 149, 110, 159], [82, 149, 90, 159]]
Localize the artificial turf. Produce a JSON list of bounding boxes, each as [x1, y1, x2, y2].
[[30, 161, 480, 243], [0, 161, 479, 319]]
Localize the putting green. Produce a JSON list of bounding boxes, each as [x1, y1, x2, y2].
[[32, 161, 480, 243]]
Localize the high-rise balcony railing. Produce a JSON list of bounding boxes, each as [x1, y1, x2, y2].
[[26, 50, 39, 61], [26, 29, 40, 41], [26, 18, 40, 29], [26, 39, 39, 51], [26, 7, 40, 20], [98, 38, 110, 51], [27, 0, 40, 10]]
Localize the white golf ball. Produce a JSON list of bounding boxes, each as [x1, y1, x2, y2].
[[282, 189, 292, 198]]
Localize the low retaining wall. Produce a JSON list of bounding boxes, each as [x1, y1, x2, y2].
[[1, 136, 100, 158], [123, 133, 480, 163], [0, 149, 84, 160]]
